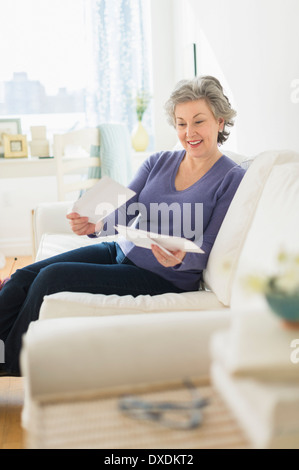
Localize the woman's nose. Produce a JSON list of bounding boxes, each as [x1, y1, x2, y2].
[[186, 124, 196, 137]]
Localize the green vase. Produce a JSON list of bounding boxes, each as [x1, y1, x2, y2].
[[132, 121, 149, 152]]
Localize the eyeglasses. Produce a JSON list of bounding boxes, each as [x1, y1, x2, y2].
[[118, 380, 209, 430]]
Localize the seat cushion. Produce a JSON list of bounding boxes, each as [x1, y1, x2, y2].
[[39, 289, 226, 320]]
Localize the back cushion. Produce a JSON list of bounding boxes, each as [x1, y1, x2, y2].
[[204, 150, 299, 306], [231, 162, 299, 310]]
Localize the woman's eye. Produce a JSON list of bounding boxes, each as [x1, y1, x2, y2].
[[195, 121, 203, 124]]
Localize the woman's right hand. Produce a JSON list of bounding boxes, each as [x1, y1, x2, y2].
[[66, 212, 97, 236]]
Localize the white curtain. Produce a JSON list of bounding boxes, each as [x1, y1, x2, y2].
[[85, 0, 154, 148]]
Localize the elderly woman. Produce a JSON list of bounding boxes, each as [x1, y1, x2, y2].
[[0, 76, 245, 376]]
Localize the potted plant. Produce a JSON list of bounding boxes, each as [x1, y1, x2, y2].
[[244, 251, 299, 328]]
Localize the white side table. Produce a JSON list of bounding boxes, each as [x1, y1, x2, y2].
[[210, 310, 299, 449], [0, 156, 56, 178]]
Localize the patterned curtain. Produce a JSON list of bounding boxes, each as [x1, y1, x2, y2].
[[86, 0, 153, 148]]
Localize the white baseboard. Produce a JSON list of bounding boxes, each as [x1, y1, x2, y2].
[[0, 237, 33, 257]]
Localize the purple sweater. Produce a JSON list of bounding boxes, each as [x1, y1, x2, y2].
[[98, 150, 245, 291]]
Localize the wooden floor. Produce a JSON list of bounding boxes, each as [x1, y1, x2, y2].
[[0, 256, 33, 449]]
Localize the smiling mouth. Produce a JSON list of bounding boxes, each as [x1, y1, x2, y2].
[[187, 140, 203, 147]]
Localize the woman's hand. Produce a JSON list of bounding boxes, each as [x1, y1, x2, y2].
[[151, 244, 186, 268], [66, 212, 99, 236]]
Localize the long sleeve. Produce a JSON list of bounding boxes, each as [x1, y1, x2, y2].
[[90, 152, 163, 237]]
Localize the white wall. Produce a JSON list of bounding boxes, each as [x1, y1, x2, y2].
[[0, 177, 58, 256], [170, 0, 299, 156], [149, 0, 178, 150]]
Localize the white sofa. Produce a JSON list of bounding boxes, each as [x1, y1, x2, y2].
[[20, 149, 299, 448]]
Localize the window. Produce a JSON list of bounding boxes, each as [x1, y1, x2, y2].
[[0, 0, 153, 145]]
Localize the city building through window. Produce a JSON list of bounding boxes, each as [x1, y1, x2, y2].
[[0, 0, 153, 148]]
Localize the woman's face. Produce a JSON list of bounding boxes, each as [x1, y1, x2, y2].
[[175, 99, 224, 160]]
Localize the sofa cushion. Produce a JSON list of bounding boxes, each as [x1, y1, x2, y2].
[[231, 162, 299, 310], [39, 289, 225, 320], [33, 201, 73, 256], [36, 233, 117, 261], [204, 150, 299, 307]]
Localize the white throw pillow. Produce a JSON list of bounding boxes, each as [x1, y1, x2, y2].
[[231, 162, 299, 310], [204, 150, 299, 306]]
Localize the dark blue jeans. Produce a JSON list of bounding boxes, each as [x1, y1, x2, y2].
[[0, 242, 183, 376]]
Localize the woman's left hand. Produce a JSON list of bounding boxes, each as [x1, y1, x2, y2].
[[151, 244, 186, 267]]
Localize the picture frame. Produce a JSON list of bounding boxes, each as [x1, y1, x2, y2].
[[0, 118, 22, 157], [3, 134, 28, 158]]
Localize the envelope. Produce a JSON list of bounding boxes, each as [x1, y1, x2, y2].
[[115, 224, 204, 255], [71, 176, 136, 223]]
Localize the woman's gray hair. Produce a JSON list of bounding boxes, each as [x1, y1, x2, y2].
[[164, 75, 236, 145]]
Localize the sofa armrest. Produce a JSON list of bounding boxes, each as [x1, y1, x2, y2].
[[32, 201, 74, 255], [21, 310, 232, 403]]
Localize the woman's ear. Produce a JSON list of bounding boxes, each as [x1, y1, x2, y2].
[[218, 117, 225, 132]]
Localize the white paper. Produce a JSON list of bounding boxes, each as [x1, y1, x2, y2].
[[115, 224, 204, 255], [71, 176, 136, 223]]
